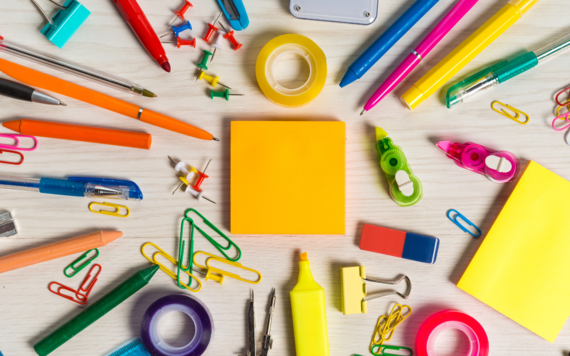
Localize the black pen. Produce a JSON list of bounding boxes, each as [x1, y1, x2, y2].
[[0, 77, 65, 106]]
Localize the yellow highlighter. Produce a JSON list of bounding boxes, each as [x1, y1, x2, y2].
[[290, 252, 330, 356], [401, 0, 540, 110]]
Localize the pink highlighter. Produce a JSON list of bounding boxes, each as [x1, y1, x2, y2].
[[361, 0, 479, 115]]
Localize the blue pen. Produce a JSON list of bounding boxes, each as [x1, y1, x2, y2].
[[0, 175, 143, 200], [340, 0, 440, 88]]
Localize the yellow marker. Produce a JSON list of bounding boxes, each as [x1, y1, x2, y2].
[[290, 252, 330, 356], [401, 0, 540, 110]]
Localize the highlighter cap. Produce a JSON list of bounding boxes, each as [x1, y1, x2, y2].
[[400, 85, 425, 111], [509, 0, 540, 15]]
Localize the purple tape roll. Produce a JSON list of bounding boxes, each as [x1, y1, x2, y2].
[[141, 295, 214, 356]]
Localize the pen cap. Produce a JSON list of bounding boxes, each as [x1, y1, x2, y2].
[[509, 0, 540, 15]]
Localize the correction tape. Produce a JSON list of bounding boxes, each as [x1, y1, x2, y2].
[[375, 127, 423, 207], [437, 141, 520, 183]]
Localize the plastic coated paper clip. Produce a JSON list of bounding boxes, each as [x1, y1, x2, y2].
[[49, 282, 87, 305], [77, 264, 101, 298], [64, 248, 99, 277], [48, 264, 101, 305], [491, 101, 529, 125], [141, 242, 202, 292], [371, 345, 413, 356], [0, 150, 24, 165], [0, 134, 38, 151], [447, 209, 481, 237], [178, 217, 195, 289], [89, 202, 130, 218], [193, 251, 262, 285], [184, 209, 241, 261], [341, 266, 411, 315], [370, 303, 412, 351]]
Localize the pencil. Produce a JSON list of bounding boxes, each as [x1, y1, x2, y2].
[[0, 58, 218, 141]]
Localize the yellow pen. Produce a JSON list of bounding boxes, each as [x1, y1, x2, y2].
[[401, 0, 540, 110]]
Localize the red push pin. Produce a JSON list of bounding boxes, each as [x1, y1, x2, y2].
[[219, 22, 242, 51], [168, 0, 193, 28], [162, 37, 196, 48], [203, 13, 222, 44]]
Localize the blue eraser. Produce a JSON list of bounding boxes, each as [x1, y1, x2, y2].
[[41, 0, 90, 48]]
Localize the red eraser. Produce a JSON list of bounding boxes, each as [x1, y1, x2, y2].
[[360, 224, 406, 258]]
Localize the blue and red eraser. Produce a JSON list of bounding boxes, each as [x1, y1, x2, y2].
[[360, 224, 439, 264]]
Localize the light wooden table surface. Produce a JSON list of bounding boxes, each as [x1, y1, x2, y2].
[[1, 0, 569, 355]]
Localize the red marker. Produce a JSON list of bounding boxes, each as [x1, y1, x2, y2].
[[113, 0, 171, 73]]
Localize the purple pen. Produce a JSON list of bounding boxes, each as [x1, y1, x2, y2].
[[361, 0, 479, 115]]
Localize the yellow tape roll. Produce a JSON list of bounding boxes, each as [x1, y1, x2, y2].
[[256, 34, 327, 108]]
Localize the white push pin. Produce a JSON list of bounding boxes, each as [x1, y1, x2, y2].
[[211, 31, 225, 62], [395, 170, 414, 197]]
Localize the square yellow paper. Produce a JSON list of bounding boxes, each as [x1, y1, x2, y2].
[[458, 161, 570, 342], [231, 121, 345, 234]]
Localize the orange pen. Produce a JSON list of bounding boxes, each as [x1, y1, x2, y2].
[[0, 231, 122, 274], [0, 58, 218, 141]]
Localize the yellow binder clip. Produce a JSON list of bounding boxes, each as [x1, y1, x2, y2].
[[141, 242, 202, 292], [193, 251, 262, 285], [491, 101, 529, 125], [89, 202, 130, 218]]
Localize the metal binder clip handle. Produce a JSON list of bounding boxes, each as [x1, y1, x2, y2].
[[362, 275, 412, 301]]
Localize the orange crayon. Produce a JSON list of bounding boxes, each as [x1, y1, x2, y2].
[[0, 231, 122, 274], [3, 119, 152, 149], [0, 58, 218, 141]]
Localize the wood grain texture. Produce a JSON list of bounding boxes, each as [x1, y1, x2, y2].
[[0, 0, 569, 355]]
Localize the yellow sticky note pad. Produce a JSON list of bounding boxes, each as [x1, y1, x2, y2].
[[231, 121, 345, 234], [458, 161, 570, 342]]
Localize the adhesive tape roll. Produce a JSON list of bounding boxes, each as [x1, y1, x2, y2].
[[416, 310, 489, 356], [256, 34, 327, 107], [141, 295, 214, 356]]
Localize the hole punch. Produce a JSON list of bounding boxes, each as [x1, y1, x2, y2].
[[447, 209, 481, 237], [88, 202, 130, 218], [0, 150, 24, 165], [193, 251, 262, 285], [0, 134, 38, 151], [491, 101, 529, 125], [63, 248, 99, 278]]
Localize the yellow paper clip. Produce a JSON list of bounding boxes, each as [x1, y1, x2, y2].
[[193, 251, 262, 285], [141, 242, 202, 292], [491, 101, 529, 125], [89, 202, 130, 218], [556, 104, 569, 119], [370, 303, 412, 352]]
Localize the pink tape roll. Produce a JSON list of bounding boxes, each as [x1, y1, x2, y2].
[[415, 310, 489, 356]]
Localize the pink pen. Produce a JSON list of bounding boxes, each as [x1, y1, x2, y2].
[[361, 0, 479, 115]]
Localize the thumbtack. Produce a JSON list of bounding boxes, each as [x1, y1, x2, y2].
[[197, 50, 212, 71], [211, 31, 225, 62], [219, 22, 242, 51], [203, 13, 221, 43], [210, 89, 244, 101], [168, 0, 193, 28], [30, 0, 91, 49], [162, 37, 196, 48], [160, 20, 192, 39], [198, 71, 231, 89]]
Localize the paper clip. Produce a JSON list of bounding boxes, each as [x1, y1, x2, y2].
[[88, 202, 130, 218], [371, 345, 413, 356], [193, 251, 262, 285], [184, 209, 241, 261], [0, 150, 24, 165], [555, 86, 570, 107], [49, 282, 87, 305], [491, 101, 529, 125], [0, 134, 38, 151], [370, 304, 412, 351], [141, 242, 202, 292], [77, 264, 101, 299], [64, 248, 99, 277], [447, 209, 481, 237], [552, 112, 570, 131], [178, 217, 196, 289]]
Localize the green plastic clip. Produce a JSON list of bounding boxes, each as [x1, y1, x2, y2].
[[371, 345, 413, 356], [64, 248, 99, 278]]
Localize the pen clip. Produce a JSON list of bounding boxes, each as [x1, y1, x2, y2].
[[68, 177, 143, 200]]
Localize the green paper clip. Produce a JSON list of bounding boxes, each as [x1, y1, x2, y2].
[[371, 345, 413, 356], [177, 217, 196, 289], [184, 209, 241, 261], [64, 249, 99, 278]]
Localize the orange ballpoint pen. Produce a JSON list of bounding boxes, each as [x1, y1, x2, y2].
[[0, 58, 218, 141]]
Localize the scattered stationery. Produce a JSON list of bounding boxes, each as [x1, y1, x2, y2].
[[458, 161, 570, 342], [231, 121, 345, 234]]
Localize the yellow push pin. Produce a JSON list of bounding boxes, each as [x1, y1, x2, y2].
[[197, 71, 231, 89]]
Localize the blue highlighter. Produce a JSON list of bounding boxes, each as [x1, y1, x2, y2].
[[340, 0, 440, 88]]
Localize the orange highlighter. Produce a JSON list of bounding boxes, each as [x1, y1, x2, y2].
[[0, 58, 218, 141], [0, 231, 122, 274]]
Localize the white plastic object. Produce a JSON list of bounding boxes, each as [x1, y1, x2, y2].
[[395, 170, 414, 197], [185, 185, 204, 201], [174, 161, 196, 182], [485, 155, 512, 173], [565, 130, 570, 146], [212, 31, 225, 50]]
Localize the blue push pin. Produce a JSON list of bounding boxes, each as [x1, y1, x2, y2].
[[30, 0, 91, 48], [160, 21, 192, 39]]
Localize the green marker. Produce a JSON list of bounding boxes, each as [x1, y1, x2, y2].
[[375, 127, 422, 207], [210, 89, 245, 101], [34, 264, 160, 356]]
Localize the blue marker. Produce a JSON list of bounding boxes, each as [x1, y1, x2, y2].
[[339, 0, 440, 88], [0, 175, 142, 200]]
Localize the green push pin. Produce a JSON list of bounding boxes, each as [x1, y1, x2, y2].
[[197, 50, 213, 71], [210, 89, 244, 101]]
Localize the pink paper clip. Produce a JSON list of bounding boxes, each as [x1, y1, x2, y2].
[[77, 264, 102, 299], [0, 134, 38, 151], [48, 282, 87, 305], [552, 112, 570, 131]]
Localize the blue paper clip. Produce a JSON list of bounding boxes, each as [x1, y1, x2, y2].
[[217, 0, 249, 31], [447, 209, 481, 238], [31, 0, 91, 48]]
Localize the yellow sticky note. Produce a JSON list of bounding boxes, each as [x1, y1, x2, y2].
[[231, 121, 345, 234], [458, 161, 570, 342]]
